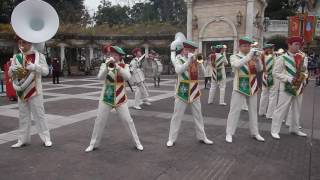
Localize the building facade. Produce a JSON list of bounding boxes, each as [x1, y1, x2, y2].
[[185, 0, 267, 57]]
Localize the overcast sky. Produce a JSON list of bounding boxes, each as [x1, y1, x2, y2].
[[84, 0, 147, 15]]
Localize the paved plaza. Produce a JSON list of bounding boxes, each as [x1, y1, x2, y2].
[[0, 76, 319, 180]]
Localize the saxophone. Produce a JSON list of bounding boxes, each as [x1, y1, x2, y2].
[[292, 51, 306, 90]]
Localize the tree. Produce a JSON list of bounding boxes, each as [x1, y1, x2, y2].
[[129, 2, 159, 23], [95, 0, 130, 27], [265, 0, 299, 20], [149, 0, 186, 24], [0, 0, 15, 23], [266, 35, 288, 50]]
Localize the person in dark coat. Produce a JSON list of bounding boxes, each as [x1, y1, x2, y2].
[[52, 57, 61, 84]]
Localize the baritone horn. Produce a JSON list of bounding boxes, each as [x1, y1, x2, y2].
[[170, 32, 186, 63]]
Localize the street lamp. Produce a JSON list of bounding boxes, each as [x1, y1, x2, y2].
[[299, 0, 307, 37], [253, 13, 262, 28], [263, 17, 270, 32], [236, 11, 243, 26]]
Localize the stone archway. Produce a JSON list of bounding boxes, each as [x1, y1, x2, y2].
[[198, 16, 238, 54]]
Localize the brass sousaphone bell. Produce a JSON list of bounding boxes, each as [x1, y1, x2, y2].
[[11, 0, 59, 43]]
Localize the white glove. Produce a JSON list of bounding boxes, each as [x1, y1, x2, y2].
[[187, 53, 194, 60], [115, 63, 121, 70], [14, 85, 23, 91], [187, 53, 195, 64], [26, 63, 36, 71], [100, 63, 107, 71], [105, 57, 115, 64], [9, 65, 19, 72]]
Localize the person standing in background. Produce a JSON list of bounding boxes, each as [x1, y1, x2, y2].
[[52, 57, 61, 84]]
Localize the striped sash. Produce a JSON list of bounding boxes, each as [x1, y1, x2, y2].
[[283, 54, 305, 96], [14, 53, 37, 101], [262, 55, 274, 87], [103, 63, 128, 107], [236, 55, 259, 96], [215, 54, 224, 81], [176, 57, 201, 103]]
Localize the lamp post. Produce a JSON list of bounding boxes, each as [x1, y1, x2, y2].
[[236, 11, 243, 26], [263, 17, 270, 32], [299, 0, 307, 37]]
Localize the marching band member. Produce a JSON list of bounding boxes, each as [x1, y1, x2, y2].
[[271, 36, 308, 139], [225, 36, 265, 143], [85, 45, 143, 152], [166, 40, 213, 147], [130, 47, 151, 110], [258, 44, 280, 118], [9, 37, 52, 148], [204, 46, 214, 89], [208, 45, 228, 105], [149, 50, 163, 87]]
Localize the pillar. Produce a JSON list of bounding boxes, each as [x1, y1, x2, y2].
[[186, 0, 193, 40]]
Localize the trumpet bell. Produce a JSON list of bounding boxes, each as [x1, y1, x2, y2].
[[108, 63, 115, 71], [196, 54, 204, 64], [11, 0, 59, 43]]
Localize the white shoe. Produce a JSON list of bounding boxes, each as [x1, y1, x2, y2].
[[44, 141, 52, 147], [200, 138, 213, 145], [143, 101, 152, 106], [11, 141, 25, 148], [85, 145, 95, 152], [271, 133, 280, 139], [219, 102, 227, 106], [291, 131, 307, 137], [136, 144, 144, 151], [133, 106, 142, 110], [253, 134, 265, 142], [166, 141, 174, 147], [242, 108, 248, 111], [225, 134, 232, 143]]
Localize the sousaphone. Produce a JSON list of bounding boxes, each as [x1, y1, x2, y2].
[[10, 0, 59, 94]]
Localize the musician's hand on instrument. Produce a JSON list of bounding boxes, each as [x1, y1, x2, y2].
[[249, 48, 258, 57], [187, 53, 196, 63], [26, 63, 36, 71], [9, 64, 19, 72], [14, 85, 23, 92], [105, 57, 115, 64]]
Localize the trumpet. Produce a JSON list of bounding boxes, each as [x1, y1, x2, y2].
[[250, 42, 263, 56], [105, 57, 116, 71], [196, 54, 204, 64]]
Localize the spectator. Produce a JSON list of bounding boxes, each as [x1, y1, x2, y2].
[[52, 57, 61, 84]]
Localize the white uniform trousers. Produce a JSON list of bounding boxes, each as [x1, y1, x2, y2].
[[259, 85, 280, 118], [259, 86, 269, 116], [226, 91, 260, 136], [208, 79, 226, 104], [168, 98, 208, 142], [134, 82, 150, 106], [89, 101, 141, 148], [271, 92, 303, 134], [17, 95, 51, 144]]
